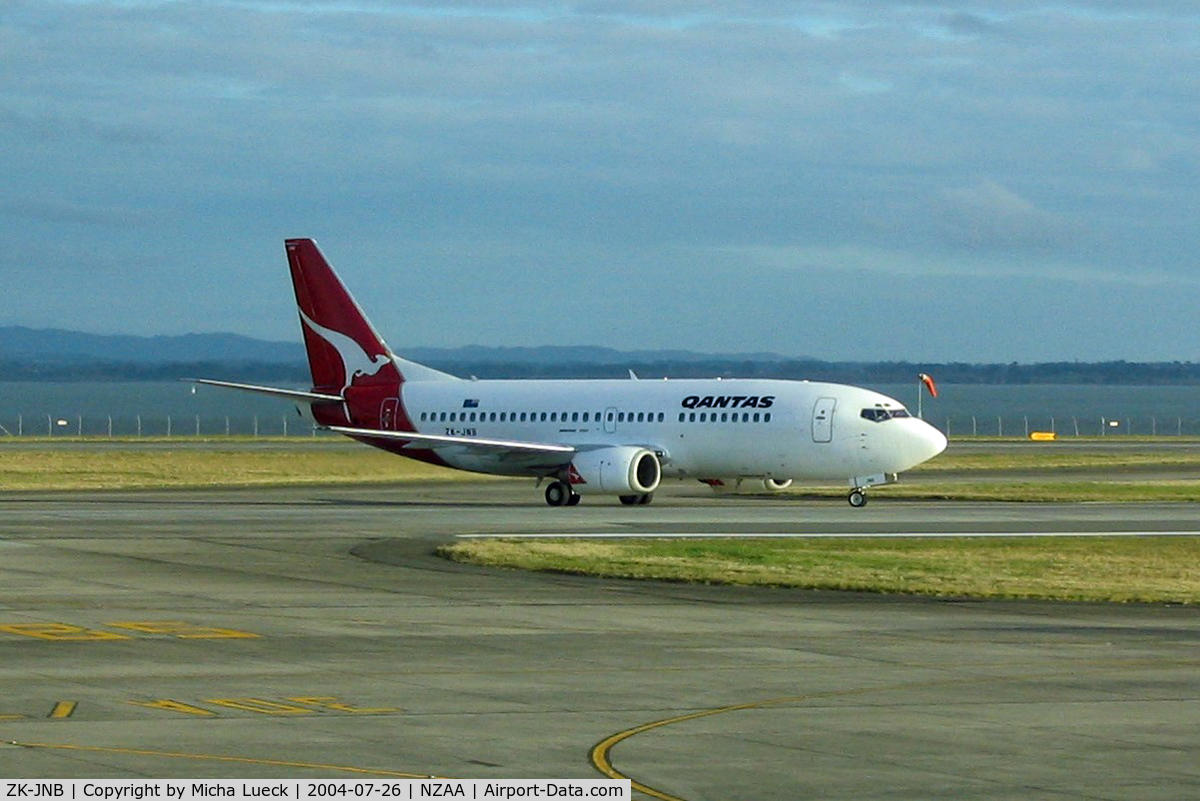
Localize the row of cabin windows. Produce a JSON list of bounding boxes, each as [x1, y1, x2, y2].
[[679, 411, 771, 423], [418, 410, 667, 424], [416, 409, 773, 425]]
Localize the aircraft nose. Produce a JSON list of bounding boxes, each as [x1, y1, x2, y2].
[[888, 417, 940, 472], [910, 419, 948, 465]]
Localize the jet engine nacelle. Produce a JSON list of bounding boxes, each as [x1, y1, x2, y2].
[[570, 446, 661, 495], [763, 478, 793, 491]]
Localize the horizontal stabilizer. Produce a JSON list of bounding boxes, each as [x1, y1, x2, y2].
[[327, 425, 576, 456], [189, 378, 343, 403]]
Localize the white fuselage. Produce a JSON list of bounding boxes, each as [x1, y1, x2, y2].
[[399, 377, 946, 484]]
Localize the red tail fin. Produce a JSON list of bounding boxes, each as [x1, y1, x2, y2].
[[285, 239, 456, 431], [285, 238, 406, 431], [286, 238, 397, 396]]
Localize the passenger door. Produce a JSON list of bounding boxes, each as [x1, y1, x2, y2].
[[812, 397, 836, 443]]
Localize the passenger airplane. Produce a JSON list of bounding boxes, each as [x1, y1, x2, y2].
[[197, 239, 947, 507]]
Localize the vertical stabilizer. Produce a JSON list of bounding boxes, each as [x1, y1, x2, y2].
[[285, 238, 455, 391], [284, 238, 453, 432], [286, 238, 396, 395]]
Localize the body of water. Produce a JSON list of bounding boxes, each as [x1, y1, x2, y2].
[[871, 383, 1200, 436], [0, 381, 1197, 437]]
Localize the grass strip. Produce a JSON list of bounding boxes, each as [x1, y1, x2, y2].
[[923, 450, 1200, 471], [439, 536, 1200, 604], [0, 446, 480, 490], [3, 437, 1200, 498]]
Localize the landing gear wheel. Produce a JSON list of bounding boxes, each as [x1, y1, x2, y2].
[[567, 492, 582, 506], [848, 489, 868, 508], [637, 492, 654, 505], [545, 481, 571, 507], [618, 494, 639, 505]]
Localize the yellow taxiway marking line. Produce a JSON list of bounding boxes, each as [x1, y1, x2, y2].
[[7, 741, 438, 778], [590, 659, 1200, 801], [589, 687, 883, 801]]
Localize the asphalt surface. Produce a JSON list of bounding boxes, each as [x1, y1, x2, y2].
[[1, 479, 1199, 799]]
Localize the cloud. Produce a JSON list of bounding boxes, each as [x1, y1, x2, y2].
[[700, 241, 1200, 288], [3, 1, 1200, 359], [931, 180, 1084, 252], [0, 196, 156, 227]]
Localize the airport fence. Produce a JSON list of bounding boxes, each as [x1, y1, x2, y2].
[[0, 414, 329, 438], [941, 415, 1200, 437], [2, 413, 1200, 438]]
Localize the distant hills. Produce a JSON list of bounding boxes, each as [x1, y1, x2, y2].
[[3, 326, 1200, 384], [401, 344, 793, 365], [0, 327, 790, 367], [0, 326, 304, 364]]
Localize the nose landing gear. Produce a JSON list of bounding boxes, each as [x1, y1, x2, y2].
[[847, 472, 897, 508]]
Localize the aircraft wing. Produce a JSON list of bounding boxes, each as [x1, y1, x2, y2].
[[189, 378, 343, 404], [192, 377, 576, 458], [327, 425, 576, 457]]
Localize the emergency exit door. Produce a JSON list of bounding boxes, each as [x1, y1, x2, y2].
[[812, 397, 836, 443]]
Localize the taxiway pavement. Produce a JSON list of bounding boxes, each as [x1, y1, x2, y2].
[[1, 481, 1198, 800]]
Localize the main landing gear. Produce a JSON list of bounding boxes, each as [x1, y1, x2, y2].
[[542, 480, 653, 506], [847, 489, 868, 508], [544, 480, 581, 507]]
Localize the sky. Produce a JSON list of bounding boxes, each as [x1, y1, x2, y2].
[[3, 1, 1200, 362]]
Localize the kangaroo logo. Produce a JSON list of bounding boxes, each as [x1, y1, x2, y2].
[[299, 308, 389, 395]]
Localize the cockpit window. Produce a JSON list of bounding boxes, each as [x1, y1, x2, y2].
[[861, 407, 912, 422]]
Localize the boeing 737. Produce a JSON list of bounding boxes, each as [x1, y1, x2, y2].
[[197, 239, 947, 507]]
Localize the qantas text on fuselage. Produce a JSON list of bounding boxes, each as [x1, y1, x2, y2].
[[681, 395, 774, 409]]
